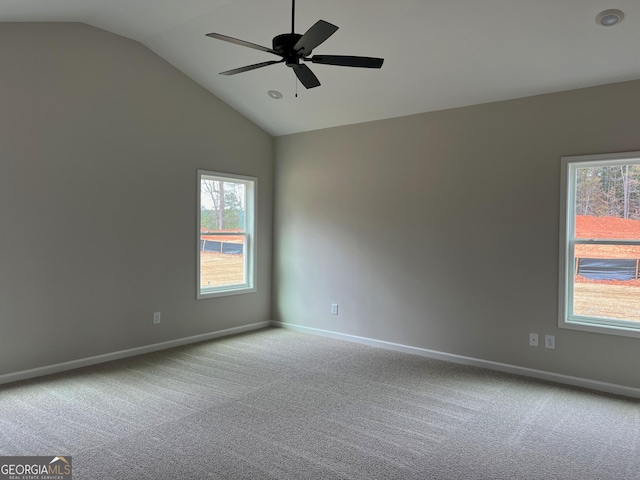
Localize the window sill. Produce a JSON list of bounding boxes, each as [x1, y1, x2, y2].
[[197, 286, 256, 300], [560, 318, 640, 339]]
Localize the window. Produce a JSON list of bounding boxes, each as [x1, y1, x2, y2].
[[560, 151, 640, 337], [197, 170, 256, 299]]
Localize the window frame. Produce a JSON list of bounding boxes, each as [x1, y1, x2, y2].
[[197, 169, 257, 299], [559, 151, 640, 338]]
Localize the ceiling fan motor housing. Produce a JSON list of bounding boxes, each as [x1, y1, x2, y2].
[[273, 33, 305, 65]]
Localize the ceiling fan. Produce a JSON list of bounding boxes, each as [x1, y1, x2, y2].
[[205, 0, 384, 89]]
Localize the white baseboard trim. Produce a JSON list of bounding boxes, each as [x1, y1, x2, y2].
[[0, 321, 271, 386], [272, 322, 640, 400]]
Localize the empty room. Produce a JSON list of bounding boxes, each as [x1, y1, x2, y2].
[[1, 1, 639, 479]]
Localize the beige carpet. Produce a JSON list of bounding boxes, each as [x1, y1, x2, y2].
[[0, 327, 638, 479]]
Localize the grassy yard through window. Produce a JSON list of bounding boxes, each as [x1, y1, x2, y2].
[[199, 252, 244, 288], [574, 281, 640, 322]]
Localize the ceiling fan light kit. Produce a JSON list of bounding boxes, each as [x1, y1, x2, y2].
[[206, 0, 384, 89]]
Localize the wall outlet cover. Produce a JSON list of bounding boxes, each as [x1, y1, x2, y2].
[[545, 335, 555, 349]]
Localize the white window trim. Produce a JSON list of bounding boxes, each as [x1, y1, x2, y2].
[[559, 151, 640, 338], [197, 170, 257, 299]]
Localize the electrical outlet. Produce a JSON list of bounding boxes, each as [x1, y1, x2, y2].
[[331, 304, 338, 315], [153, 312, 161, 324], [529, 333, 539, 347], [545, 335, 555, 349]]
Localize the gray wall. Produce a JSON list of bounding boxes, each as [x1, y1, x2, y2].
[[0, 23, 273, 375], [274, 80, 640, 389]]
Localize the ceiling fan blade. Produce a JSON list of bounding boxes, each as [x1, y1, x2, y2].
[[293, 20, 338, 56], [220, 60, 283, 76], [206, 32, 280, 56], [308, 55, 384, 68], [291, 64, 321, 89]]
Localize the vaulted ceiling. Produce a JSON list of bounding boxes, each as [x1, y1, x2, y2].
[[3, 0, 640, 136]]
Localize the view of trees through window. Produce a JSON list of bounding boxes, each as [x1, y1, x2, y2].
[[201, 180, 246, 231], [575, 164, 640, 222]]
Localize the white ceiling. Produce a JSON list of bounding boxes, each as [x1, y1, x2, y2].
[[3, 0, 640, 136]]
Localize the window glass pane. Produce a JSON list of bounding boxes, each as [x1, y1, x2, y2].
[[573, 245, 640, 322], [574, 164, 640, 240], [200, 234, 246, 288]]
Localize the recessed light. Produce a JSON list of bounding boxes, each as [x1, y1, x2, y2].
[[596, 9, 624, 26], [268, 90, 283, 99]]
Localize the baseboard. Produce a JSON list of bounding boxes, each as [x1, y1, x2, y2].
[[272, 321, 640, 400], [0, 321, 271, 386]]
